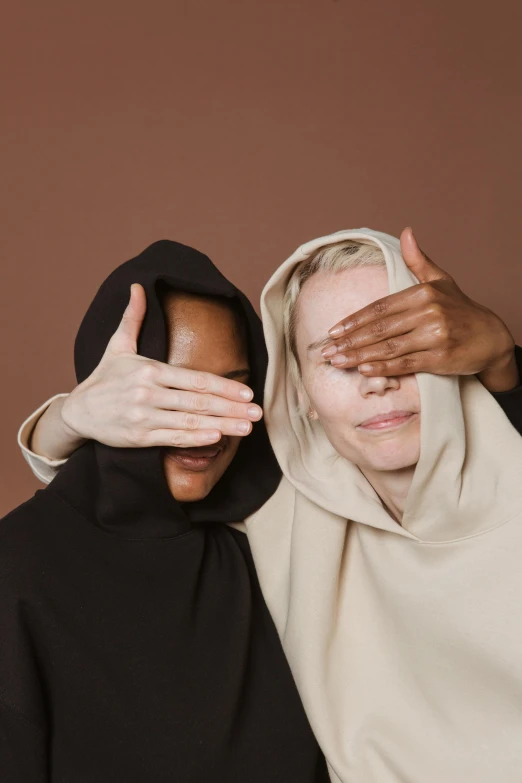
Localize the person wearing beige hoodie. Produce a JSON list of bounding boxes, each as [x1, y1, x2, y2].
[[246, 228, 522, 782], [16, 229, 522, 781]]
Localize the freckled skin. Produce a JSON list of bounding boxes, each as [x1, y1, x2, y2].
[[162, 292, 249, 502], [295, 267, 422, 474]]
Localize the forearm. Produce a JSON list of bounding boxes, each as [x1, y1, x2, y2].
[[29, 395, 86, 460]]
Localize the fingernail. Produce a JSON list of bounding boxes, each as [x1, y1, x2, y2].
[[330, 355, 347, 366], [321, 346, 337, 359], [247, 405, 262, 420], [358, 364, 373, 373], [240, 389, 253, 401], [328, 325, 344, 337], [237, 421, 251, 434]]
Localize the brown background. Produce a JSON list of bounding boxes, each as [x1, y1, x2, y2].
[[1, 0, 521, 515]]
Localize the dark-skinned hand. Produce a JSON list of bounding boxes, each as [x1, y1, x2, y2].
[[321, 227, 519, 393]]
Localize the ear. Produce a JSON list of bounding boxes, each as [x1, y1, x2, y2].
[[297, 389, 319, 420]]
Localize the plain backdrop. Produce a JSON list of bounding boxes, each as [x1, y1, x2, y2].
[[1, 0, 521, 515]]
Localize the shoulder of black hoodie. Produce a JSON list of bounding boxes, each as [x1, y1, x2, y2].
[[0, 491, 69, 597], [0, 497, 54, 776], [0, 491, 121, 738], [490, 345, 522, 434]]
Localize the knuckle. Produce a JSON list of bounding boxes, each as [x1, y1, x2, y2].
[[192, 372, 209, 391], [384, 339, 399, 356], [139, 363, 159, 383], [191, 393, 210, 413], [399, 355, 416, 372], [170, 432, 187, 448], [419, 283, 437, 303], [372, 300, 388, 316], [433, 321, 450, 343], [131, 384, 152, 405], [427, 302, 444, 321], [182, 412, 200, 430], [372, 319, 387, 337], [127, 406, 147, 426]]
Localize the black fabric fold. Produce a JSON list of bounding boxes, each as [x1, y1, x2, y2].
[[490, 343, 522, 434], [50, 239, 281, 538]]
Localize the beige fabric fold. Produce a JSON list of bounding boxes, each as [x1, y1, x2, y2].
[[17, 393, 68, 484], [246, 229, 522, 782]]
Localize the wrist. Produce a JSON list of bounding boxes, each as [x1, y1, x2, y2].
[[478, 347, 519, 393], [29, 395, 87, 461], [60, 392, 88, 447]]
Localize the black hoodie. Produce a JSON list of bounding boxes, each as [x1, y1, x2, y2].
[[0, 241, 329, 782]]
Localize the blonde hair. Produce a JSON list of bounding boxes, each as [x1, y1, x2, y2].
[[282, 240, 386, 413]]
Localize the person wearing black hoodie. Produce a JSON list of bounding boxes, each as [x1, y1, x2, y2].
[[0, 240, 329, 782]]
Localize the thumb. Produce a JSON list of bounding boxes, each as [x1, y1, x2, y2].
[[106, 284, 147, 356], [400, 227, 451, 283]]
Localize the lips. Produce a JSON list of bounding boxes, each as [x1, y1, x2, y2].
[[357, 410, 417, 431], [164, 441, 226, 473], [166, 446, 223, 459]]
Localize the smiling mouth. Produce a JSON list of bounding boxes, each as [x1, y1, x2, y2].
[[357, 411, 418, 432], [165, 443, 225, 472]]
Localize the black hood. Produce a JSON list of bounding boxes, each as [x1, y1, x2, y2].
[[48, 239, 281, 538]]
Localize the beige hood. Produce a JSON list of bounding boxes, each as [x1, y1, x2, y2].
[[246, 229, 522, 783]]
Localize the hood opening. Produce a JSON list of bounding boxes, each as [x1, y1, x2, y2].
[[47, 240, 281, 538], [259, 228, 522, 543]]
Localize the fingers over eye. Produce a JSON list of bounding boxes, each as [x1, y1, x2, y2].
[[356, 351, 433, 376], [150, 410, 254, 438], [329, 333, 424, 368], [327, 289, 419, 340], [154, 388, 262, 421], [156, 364, 254, 402], [323, 311, 421, 357], [145, 429, 223, 448]]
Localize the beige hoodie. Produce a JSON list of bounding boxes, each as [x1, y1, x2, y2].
[[246, 229, 522, 783]]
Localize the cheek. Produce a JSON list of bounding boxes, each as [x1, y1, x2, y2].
[[306, 370, 359, 423], [400, 374, 421, 407]]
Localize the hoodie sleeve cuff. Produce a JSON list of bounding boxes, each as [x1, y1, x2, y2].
[[17, 394, 69, 485], [490, 345, 522, 434]]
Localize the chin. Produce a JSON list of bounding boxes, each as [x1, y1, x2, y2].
[[333, 434, 420, 473], [173, 488, 212, 503], [363, 442, 420, 472], [366, 456, 419, 473], [164, 473, 215, 503]]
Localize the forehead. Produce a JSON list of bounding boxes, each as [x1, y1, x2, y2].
[[163, 293, 248, 372], [295, 266, 389, 352]]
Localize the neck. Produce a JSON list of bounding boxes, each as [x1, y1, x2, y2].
[[361, 464, 416, 524]]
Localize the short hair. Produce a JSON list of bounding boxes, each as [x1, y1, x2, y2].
[[282, 240, 386, 414]]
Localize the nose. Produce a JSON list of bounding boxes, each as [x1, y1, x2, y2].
[[359, 371, 400, 397]]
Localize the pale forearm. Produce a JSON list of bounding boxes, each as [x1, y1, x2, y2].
[[29, 395, 86, 460]]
